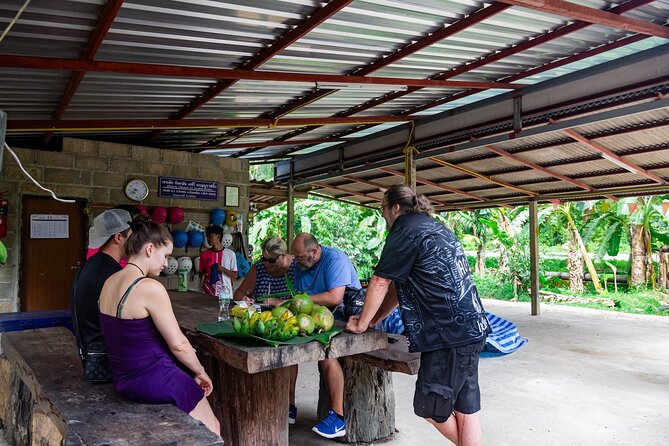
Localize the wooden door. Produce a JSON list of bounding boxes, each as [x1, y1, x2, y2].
[[20, 196, 86, 311]]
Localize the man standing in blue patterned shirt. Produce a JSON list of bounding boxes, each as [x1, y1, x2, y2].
[[347, 184, 491, 446]]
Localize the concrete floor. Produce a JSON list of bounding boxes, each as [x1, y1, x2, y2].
[[289, 299, 669, 446], [2, 298, 667, 445]]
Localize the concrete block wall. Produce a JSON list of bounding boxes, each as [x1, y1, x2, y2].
[[0, 138, 249, 312]]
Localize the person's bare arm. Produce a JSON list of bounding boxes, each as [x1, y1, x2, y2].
[[369, 281, 398, 326], [347, 275, 392, 333], [309, 285, 345, 307], [144, 281, 212, 394], [233, 265, 257, 302]]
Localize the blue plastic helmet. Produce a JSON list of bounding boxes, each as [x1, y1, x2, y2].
[[210, 208, 226, 226], [187, 230, 205, 248], [172, 230, 188, 248]]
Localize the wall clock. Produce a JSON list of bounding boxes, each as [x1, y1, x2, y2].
[[125, 179, 149, 202]]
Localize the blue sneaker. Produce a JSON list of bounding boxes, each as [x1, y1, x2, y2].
[[312, 409, 346, 439], [289, 405, 297, 425]]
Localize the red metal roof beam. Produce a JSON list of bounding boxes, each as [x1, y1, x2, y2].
[[485, 144, 617, 200], [495, 0, 669, 38], [8, 116, 413, 132], [379, 167, 489, 202], [563, 129, 667, 185], [165, 0, 353, 120], [45, 0, 124, 143], [0, 56, 523, 90]]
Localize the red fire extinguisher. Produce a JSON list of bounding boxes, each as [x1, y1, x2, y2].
[[0, 199, 8, 238]]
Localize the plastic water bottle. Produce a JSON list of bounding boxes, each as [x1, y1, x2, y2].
[[218, 288, 231, 322]]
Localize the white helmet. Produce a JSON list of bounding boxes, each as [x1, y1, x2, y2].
[[163, 256, 178, 275], [222, 232, 233, 248], [177, 256, 193, 272]]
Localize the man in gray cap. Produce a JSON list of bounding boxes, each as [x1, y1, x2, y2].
[[70, 209, 132, 382]]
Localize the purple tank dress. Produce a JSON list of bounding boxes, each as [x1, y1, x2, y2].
[[99, 277, 204, 413]]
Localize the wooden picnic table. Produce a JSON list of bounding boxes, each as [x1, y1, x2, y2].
[[170, 291, 387, 446]]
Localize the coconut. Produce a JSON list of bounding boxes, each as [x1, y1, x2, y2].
[[311, 306, 335, 332], [289, 293, 314, 315], [295, 313, 315, 335]]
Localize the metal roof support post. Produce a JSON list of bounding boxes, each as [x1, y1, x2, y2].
[[513, 94, 523, 136], [404, 125, 416, 192], [287, 162, 295, 251], [529, 199, 540, 316]]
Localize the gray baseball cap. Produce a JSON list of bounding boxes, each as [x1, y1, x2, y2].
[[88, 209, 132, 249]]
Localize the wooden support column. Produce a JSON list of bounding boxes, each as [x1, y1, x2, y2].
[[529, 199, 540, 315]]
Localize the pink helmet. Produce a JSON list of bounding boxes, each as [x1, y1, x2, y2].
[[168, 207, 184, 224], [150, 206, 167, 224]]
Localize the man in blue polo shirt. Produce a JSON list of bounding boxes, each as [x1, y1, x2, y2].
[[292, 232, 360, 439], [346, 184, 491, 446]]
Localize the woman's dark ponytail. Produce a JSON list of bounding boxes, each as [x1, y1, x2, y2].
[[384, 184, 434, 216]]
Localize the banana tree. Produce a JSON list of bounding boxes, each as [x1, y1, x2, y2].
[[621, 196, 669, 288], [541, 202, 602, 294], [584, 196, 669, 289]]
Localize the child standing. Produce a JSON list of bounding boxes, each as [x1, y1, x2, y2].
[[199, 226, 238, 297]]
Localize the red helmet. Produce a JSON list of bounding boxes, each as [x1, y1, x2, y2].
[[150, 206, 167, 224], [168, 207, 184, 224]]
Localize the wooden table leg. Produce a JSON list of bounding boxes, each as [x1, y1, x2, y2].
[[317, 357, 396, 443], [201, 354, 290, 446]]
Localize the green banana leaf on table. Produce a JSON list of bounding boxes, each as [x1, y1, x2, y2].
[[197, 320, 341, 348]]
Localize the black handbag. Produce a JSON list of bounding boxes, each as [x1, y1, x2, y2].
[[82, 341, 112, 383], [71, 270, 113, 383], [342, 287, 366, 317]]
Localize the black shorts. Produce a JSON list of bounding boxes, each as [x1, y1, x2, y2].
[[413, 340, 485, 423]]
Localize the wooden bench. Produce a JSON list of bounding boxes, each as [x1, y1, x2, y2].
[[0, 327, 223, 446], [317, 333, 421, 443]]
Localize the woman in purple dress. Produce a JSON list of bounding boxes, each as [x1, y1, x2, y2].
[[99, 216, 220, 435]]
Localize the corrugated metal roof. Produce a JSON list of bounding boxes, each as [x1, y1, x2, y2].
[[2, 0, 669, 208]]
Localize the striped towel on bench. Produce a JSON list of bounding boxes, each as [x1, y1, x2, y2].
[[483, 312, 527, 357]]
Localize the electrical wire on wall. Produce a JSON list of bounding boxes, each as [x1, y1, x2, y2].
[[3, 142, 75, 203]]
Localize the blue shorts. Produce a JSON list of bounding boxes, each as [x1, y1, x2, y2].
[[413, 340, 485, 423]]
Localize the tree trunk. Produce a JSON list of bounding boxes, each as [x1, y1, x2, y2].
[[644, 227, 656, 289], [317, 358, 395, 444], [476, 243, 485, 276], [630, 224, 646, 287], [566, 241, 584, 293], [659, 251, 668, 290]]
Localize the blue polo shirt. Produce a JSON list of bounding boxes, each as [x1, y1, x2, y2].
[[294, 246, 361, 295]]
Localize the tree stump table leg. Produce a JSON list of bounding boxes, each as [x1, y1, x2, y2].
[[201, 354, 290, 446], [317, 357, 396, 443]]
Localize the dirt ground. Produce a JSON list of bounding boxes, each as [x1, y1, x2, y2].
[[2, 298, 667, 445]]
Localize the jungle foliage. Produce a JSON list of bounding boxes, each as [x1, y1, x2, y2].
[[248, 194, 669, 316]]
